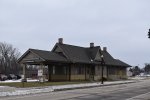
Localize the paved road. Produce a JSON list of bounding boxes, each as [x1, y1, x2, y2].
[[1, 80, 150, 100]]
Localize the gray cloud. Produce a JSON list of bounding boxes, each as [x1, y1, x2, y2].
[[0, 0, 150, 67]]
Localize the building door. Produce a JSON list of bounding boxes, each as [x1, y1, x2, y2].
[[89, 66, 95, 81]]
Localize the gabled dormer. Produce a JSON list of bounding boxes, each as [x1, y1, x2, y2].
[[18, 49, 45, 64], [87, 42, 102, 62], [51, 38, 69, 59], [94, 49, 102, 62]]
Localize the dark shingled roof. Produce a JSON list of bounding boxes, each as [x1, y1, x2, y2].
[[18, 42, 131, 67], [86, 46, 100, 60], [115, 59, 131, 67], [27, 49, 68, 62], [56, 43, 100, 63], [102, 50, 131, 67], [102, 50, 115, 65]]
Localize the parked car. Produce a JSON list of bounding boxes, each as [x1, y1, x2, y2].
[[15, 75, 21, 79], [0, 74, 7, 81], [7, 74, 17, 80]]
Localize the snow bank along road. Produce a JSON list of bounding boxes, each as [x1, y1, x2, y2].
[[0, 80, 135, 97]]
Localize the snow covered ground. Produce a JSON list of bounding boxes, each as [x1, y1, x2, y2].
[[0, 79, 38, 83], [0, 80, 136, 97], [128, 76, 148, 80], [0, 87, 53, 97]]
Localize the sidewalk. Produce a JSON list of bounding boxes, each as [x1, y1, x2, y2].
[[0, 80, 137, 97]]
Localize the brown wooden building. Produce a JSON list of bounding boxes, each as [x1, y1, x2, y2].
[[18, 38, 131, 81]]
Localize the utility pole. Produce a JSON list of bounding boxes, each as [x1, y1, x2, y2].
[[101, 55, 105, 84]]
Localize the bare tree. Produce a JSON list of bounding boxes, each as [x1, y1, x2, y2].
[[130, 66, 141, 76], [0, 42, 21, 75], [148, 29, 150, 38], [144, 63, 150, 74]]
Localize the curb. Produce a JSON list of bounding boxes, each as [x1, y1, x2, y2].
[[53, 81, 137, 92]]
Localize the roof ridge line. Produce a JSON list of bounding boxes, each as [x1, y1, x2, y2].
[[29, 49, 46, 61], [29, 48, 50, 52]]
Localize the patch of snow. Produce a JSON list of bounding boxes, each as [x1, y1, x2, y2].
[[52, 83, 101, 90], [129, 76, 146, 80], [0, 87, 54, 97], [0, 86, 6, 88], [0, 80, 136, 97], [0, 79, 39, 83], [0, 79, 21, 83]]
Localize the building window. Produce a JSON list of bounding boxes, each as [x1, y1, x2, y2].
[[53, 66, 55, 75], [63, 66, 67, 75], [108, 66, 116, 75], [53, 66, 67, 75], [72, 65, 84, 75], [76, 66, 84, 75]]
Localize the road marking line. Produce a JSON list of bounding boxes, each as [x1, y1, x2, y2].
[[126, 91, 150, 100]]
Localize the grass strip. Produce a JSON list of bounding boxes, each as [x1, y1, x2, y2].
[[0, 81, 91, 88]]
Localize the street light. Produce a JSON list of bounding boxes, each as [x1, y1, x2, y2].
[[101, 54, 105, 84]]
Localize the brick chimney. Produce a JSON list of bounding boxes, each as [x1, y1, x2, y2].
[[90, 42, 94, 48], [103, 47, 107, 51], [58, 38, 63, 44]]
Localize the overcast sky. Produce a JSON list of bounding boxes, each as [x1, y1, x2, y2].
[[0, 0, 150, 67]]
